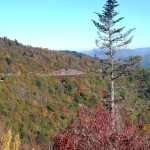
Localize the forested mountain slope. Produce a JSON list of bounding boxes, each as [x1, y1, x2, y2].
[[0, 37, 103, 147], [0, 37, 149, 149]]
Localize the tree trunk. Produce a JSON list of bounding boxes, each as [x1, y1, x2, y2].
[[109, 31, 116, 130], [111, 58, 116, 130], [111, 65, 115, 115], [109, 29, 115, 116]]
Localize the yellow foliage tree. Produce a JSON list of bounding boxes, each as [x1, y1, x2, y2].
[[12, 134, 20, 150], [2, 130, 12, 150], [2, 130, 20, 150]]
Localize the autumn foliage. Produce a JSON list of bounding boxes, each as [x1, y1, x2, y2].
[[52, 107, 150, 150]]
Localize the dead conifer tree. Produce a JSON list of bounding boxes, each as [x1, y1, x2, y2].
[[92, 0, 141, 128]]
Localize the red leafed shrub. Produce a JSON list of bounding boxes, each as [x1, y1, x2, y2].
[[78, 89, 86, 93], [53, 134, 74, 150], [61, 107, 69, 113], [52, 107, 150, 150], [33, 111, 40, 117], [48, 113, 55, 119]]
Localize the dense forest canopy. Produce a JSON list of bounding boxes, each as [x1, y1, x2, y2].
[[0, 36, 149, 149]]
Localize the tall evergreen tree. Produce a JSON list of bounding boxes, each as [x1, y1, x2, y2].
[[92, 0, 139, 118]]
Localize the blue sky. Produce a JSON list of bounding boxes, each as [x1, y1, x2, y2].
[[0, 0, 150, 51]]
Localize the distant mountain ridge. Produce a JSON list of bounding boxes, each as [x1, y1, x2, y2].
[[79, 47, 150, 68]]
